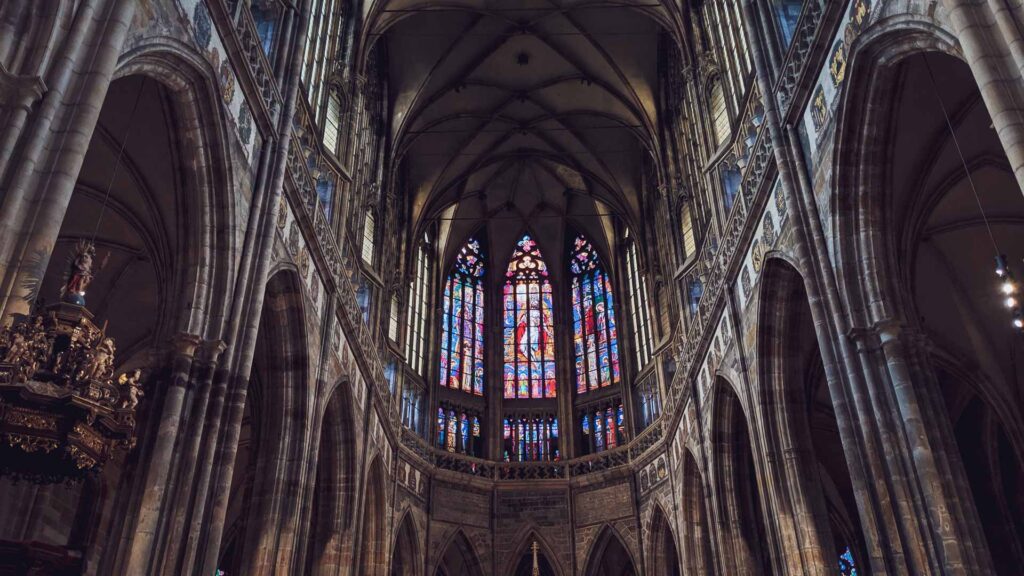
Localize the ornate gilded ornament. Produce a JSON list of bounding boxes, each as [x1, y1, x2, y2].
[[0, 247, 143, 482]]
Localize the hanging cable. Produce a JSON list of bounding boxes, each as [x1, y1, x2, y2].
[[91, 77, 148, 243], [921, 53, 1021, 329]]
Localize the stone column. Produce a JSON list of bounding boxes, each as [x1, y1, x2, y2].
[[942, 0, 1024, 196], [0, 0, 136, 322], [156, 339, 227, 576], [123, 333, 202, 574]]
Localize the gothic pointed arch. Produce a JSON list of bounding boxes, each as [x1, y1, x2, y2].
[[647, 502, 680, 576], [680, 447, 715, 575], [307, 380, 358, 574], [433, 529, 484, 576], [219, 268, 312, 575], [756, 256, 866, 574], [503, 233, 557, 400], [709, 376, 773, 575], [360, 456, 389, 576], [504, 528, 565, 576], [834, 29, 1024, 573], [582, 524, 637, 576], [390, 510, 421, 576]]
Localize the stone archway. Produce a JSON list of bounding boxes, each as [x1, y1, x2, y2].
[[390, 511, 420, 576], [582, 525, 636, 576], [307, 381, 358, 575], [755, 257, 867, 574], [434, 529, 484, 576], [647, 503, 680, 576], [360, 457, 388, 576], [217, 269, 310, 576], [0, 60, 234, 573], [679, 447, 714, 575], [709, 379, 772, 576], [836, 39, 1024, 574]]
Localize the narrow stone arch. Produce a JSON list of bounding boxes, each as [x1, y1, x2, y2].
[[501, 527, 563, 576], [221, 268, 312, 575], [307, 379, 359, 575], [708, 376, 773, 575], [359, 456, 389, 576], [755, 257, 866, 574], [646, 501, 680, 576], [433, 528, 485, 576], [679, 446, 715, 576], [389, 509, 421, 576], [581, 524, 637, 576]]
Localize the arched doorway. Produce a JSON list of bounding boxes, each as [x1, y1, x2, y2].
[[648, 504, 680, 576], [757, 258, 866, 573], [216, 270, 309, 575], [434, 530, 484, 576], [360, 457, 388, 576], [583, 526, 636, 576], [710, 380, 772, 575], [680, 448, 714, 575], [390, 513, 420, 576], [307, 382, 357, 575]]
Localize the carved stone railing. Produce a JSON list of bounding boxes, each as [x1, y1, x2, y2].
[[628, 418, 663, 460], [774, 0, 825, 114], [498, 461, 567, 481], [435, 452, 495, 479], [401, 428, 434, 464], [231, 5, 281, 113], [208, 0, 282, 129], [567, 448, 629, 477]]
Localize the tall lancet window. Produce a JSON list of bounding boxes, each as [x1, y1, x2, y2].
[[570, 235, 621, 393], [625, 229, 653, 368], [439, 239, 485, 395], [503, 235, 557, 399]]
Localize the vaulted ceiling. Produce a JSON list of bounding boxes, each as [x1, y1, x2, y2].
[[365, 0, 681, 268]]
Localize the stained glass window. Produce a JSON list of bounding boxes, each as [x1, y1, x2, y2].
[[838, 546, 857, 576], [503, 235, 557, 399], [637, 373, 661, 429], [625, 231, 653, 369], [436, 405, 482, 457], [361, 211, 375, 265], [406, 241, 431, 375], [503, 416, 559, 462], [570, 235, 621, 394], [580, 400, 625, 455], [440, 239, 485, 395], [401, 384, 423, 435]]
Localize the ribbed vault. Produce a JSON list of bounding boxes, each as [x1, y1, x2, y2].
[[366, 0, 681, 257]]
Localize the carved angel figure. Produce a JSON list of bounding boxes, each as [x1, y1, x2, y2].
[[78, 337, 115, 382], [2, 332, 28, 364], [118, 369, 143, 411]]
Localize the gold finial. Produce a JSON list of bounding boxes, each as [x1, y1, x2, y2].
[[531, 541, 540, 576]]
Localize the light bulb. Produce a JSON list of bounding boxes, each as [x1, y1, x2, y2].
[[1015, 317, 1024, 329], [1002, 280, 1017, 295], [1006, 296, 1019, 309], [996, 254, 1009, 277]]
